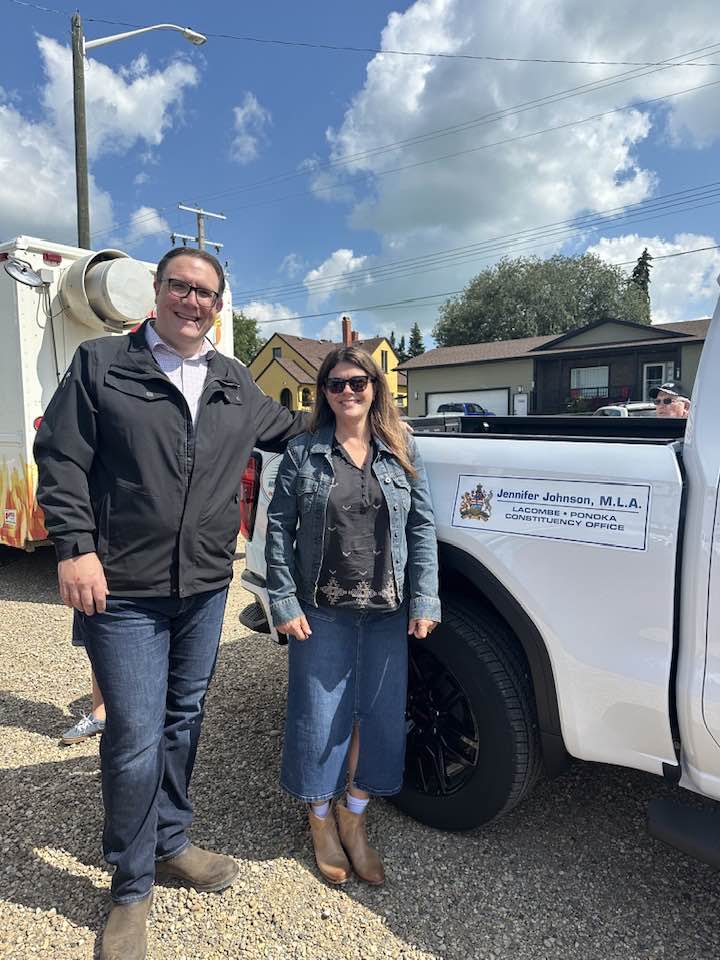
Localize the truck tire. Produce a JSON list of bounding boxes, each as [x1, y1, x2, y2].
[[393, 596, 542, 831]]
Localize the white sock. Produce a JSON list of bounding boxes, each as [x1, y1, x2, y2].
[[346, 792, 369, 815], [311, 801, 330, 819]]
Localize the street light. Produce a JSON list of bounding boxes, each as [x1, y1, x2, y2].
[[71, 14, 207, 250]]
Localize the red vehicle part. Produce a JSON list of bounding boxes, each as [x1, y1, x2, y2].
[[239, 453, 261, 540]]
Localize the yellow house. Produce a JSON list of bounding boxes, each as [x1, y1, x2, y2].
[[249, 316, 405, 411]]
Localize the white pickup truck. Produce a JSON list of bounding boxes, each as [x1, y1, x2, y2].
[[239, 285, 720, 869]]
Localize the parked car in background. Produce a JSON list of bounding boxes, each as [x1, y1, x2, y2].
[[436, 401, 495, 416], [593, 402, 656, 417]]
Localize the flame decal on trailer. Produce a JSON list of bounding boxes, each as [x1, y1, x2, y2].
[[0, 459, 47, 548]]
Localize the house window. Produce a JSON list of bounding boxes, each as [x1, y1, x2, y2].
[[570, 366, 609, 399], [643, 361, 675, 400], [301, 388, 312, 407], [272, 347, 282, 359], [381, 350, 388, 373]]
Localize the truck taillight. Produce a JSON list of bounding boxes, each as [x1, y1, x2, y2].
[[239, 453, 261, 540], [33, 416, 43, 430]]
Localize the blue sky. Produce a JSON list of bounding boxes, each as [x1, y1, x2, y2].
[[2, 0, 720, 347]]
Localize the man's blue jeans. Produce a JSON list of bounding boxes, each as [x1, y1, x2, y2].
[[78, 587, 228, 903]]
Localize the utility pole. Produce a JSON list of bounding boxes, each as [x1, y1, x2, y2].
[[173, 204, 226, 252], [71, 13, 91, 249]]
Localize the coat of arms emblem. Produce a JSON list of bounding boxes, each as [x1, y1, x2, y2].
[[458, 483, 493, 521]]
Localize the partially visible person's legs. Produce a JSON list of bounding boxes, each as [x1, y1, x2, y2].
[[91, 669, 106, 722], [62, 666, 106, 744]]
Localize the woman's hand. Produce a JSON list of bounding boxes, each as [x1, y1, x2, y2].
[[276, 614, 313, 641], [408, 618, 438, 639]]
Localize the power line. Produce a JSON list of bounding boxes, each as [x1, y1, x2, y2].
[[89, 41, 720, 242], [95, 69, 720, 245], [242, 243, 720, 324], [82, 16, 720, 68], [236, 182, 720, 300]]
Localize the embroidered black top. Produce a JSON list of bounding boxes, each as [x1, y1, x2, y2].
[[316, 437, 399, 611]]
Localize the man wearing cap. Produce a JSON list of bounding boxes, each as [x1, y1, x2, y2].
[[649, 381, 690, 418], [34, 247, 307, 959]]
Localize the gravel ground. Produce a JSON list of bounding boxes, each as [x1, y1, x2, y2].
[[2, 545, 720, 960]]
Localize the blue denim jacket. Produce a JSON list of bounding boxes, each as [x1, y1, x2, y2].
[[265, 425, 441, 627]]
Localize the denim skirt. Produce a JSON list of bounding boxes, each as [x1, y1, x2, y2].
[[280, 601, 409, 802]]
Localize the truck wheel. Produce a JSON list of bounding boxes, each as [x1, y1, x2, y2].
[[393, 597, 541, 830]]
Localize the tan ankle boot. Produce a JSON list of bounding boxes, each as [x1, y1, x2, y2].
[[336, 803, 385, 886], [101, 891, 153, 960], [308, 806, 351, 884]]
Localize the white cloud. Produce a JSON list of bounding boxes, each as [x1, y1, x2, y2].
[[304, 248, 369, 308], [238, 300, 302, 337], [587, 232, 720, 323], [231, 93, 271, 164], [134, 172, 150, 186], [308, 0, 719, 331], [0, 36, 198, 246], [127, 206, 170, 244], [280, 252, 306, 278]]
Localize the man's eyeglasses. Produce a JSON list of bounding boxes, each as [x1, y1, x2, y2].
[[326, 375, 375, 394], [164, 278, 219, 307], [654, 396, 677, 405]]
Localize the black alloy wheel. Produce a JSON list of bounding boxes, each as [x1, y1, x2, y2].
[[393, 596, 542, 831]]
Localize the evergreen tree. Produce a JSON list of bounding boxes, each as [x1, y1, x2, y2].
[[397, 334, 408, 363], [630, 248, 653, 295], [408, 322, 425, 357], [389, 330, 398, 350]]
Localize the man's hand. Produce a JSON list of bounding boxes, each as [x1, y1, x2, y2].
[[276, 614, 312, 641], [408, 618, 438, 639], [58, 553, 108, 615]]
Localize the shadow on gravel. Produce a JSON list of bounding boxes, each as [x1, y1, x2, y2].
[[197, 631, 720, 960], [0, 752, 108, 938], [0, 546, 64, 605], [4, 626, 720, 959], [0, 691, 94, 739]]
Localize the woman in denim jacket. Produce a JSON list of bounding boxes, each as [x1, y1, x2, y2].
[[266, 345, 440, 886]]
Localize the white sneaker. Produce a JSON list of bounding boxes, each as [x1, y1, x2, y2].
[[61, 712, 106, 744]]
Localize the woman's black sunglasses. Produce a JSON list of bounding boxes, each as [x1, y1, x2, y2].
[[325, 376, 375, 394]]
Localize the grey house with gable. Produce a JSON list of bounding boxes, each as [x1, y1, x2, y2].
[[399, 317, 709, 416]]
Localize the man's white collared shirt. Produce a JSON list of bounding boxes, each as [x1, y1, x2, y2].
[[145, 322, 215, 423]]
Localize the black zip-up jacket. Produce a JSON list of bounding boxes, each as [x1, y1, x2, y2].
[[34, 322, 307, 597]]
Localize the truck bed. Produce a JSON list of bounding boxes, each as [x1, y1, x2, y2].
[[410, 414, 686, 442]]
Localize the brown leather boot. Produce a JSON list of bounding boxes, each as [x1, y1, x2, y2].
[[100, 891, 153, 960], [308, 806, 352, 884], [336, 802, 385, 885], [155, 844, 239, 892]]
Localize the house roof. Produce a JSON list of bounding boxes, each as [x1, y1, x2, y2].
[[272, 356, 315, 384], [271, 332, 393, 369], [398, 318, 710, 370]]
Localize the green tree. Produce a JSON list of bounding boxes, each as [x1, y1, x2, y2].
[[433, 253, 651, 347], [232, 311, 265, 365], [408, 322, 425, 357], [389, 330, 398, 350], [630, 247, 653, 294], [396, 334, 408, 363]]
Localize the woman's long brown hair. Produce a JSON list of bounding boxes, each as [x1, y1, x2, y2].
[[310, 345, 416, 477]]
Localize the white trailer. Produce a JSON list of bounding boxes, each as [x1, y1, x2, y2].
[[0, 236, 234, 550]]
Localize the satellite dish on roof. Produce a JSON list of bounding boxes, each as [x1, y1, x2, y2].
[[4, 257, 45, 288]]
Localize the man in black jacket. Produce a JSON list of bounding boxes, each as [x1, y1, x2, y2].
[[34, 248, 305, 960]]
